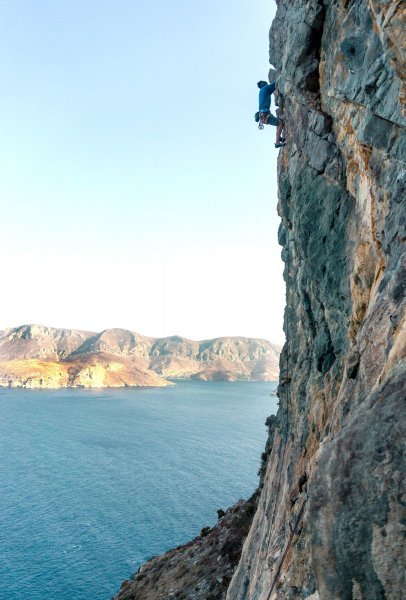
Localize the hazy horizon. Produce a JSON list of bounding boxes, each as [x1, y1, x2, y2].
[[1, 321, 283, 345], [0, 0, 284, 343]]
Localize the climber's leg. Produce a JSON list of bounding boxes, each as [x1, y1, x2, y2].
[[275, 118, 284, 145]]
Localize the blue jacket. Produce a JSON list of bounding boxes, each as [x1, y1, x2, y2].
[[258, 83, 276, 112]]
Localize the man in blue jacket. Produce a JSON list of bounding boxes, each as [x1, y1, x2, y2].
[[255, 80, 285, 148]]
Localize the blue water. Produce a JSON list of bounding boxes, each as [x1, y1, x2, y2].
[[0, 380, 277, 600]]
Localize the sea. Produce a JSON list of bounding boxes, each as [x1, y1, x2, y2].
[[0, 380, 278, 600]]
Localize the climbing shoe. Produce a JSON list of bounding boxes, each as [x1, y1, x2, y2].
[[275, 142, 286, 148]]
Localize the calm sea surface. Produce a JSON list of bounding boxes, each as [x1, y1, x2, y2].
[[0, 380, 278, 600]]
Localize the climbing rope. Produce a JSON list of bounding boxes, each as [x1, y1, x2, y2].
[[266, 495, 308, 600], [266, 227, 291, 532], [264, 227, 297, 598]]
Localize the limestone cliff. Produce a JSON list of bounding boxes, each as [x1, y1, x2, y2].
[[0, 325, 280, 387], [113, 1, 405, 598], [228, 1, 405, 598]]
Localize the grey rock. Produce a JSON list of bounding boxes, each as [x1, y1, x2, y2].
[[226, 1, 406, 599], [110, 0, 406, 597]]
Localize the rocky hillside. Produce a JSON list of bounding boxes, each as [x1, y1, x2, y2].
[[0, 325, 280, 387], [113, 1, 405, 598], [115, 497, 258, 600], [0, 354, 170, 389]]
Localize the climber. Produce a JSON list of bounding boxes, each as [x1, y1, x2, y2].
[[255, 80, 285, 148]]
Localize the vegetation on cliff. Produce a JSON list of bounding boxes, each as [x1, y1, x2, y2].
[[114, 497, 258, 600]]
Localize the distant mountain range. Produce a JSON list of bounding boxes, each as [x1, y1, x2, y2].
[[0, 325, 281, 389]]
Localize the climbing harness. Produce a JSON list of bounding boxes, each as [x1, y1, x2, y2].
[[258, 112, 270, 130], [257, 111, 283, 132], [255, 111, 273, 130]]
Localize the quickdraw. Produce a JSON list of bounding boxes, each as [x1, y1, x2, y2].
[[258, 112, 273, 130]]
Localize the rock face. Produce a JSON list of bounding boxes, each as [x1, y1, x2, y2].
[[0, 325, 280, 387], [227, 1, 405, 598], [111, 1, 405, 598], [114, 497, 258, 600], [0, 324, 93, 361]]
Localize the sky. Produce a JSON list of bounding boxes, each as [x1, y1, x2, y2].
[[0, 0, 284, 343]]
